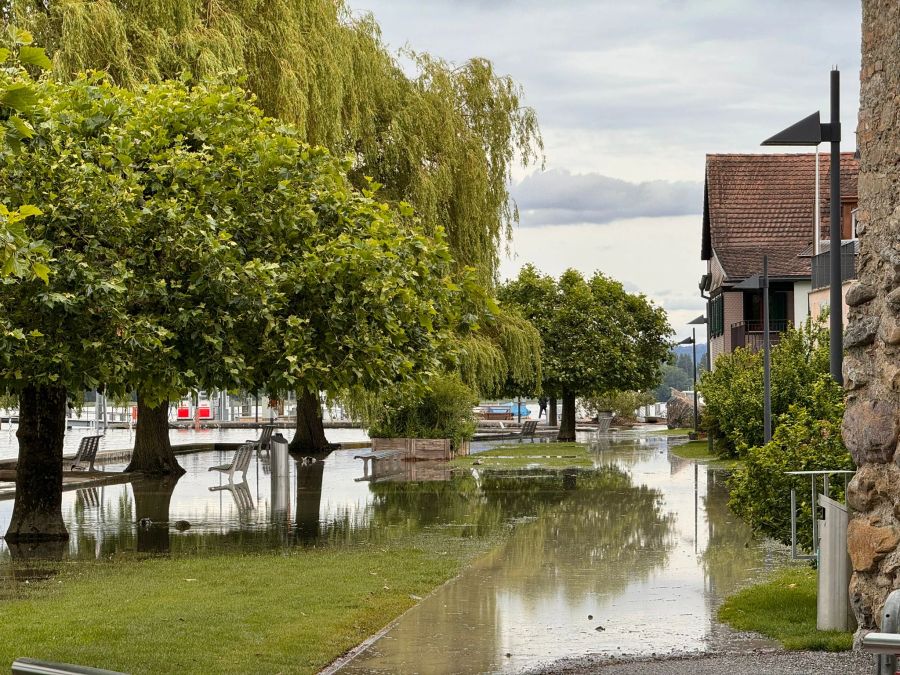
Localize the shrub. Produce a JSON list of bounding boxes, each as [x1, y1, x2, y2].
[[367, 374, 478, 448], [583, 390, 654, 424], [727, 375, 852, 551], [700, 316, 830, 458]]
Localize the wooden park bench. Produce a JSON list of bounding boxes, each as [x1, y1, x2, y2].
[[68, 435, 103, 472], [520, 419, 539, 442], [209, 443, 253, 482]]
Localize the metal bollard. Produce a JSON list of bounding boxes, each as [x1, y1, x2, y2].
[[861, 589, 900, 674], [11, 658, 125, 674], [817, 493, 855, 631], [269, 432, 290, 517]]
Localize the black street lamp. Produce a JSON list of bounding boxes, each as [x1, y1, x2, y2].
[[762, 68, 842, 386], [678, 332, 699, 434], [734, 255, 773, 444]]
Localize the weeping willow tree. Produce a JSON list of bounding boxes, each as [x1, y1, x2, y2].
[[9, 0, 544, 443]]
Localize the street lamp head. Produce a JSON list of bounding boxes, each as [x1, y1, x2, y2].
[[761, 111, 823, 146], [733, 274, 763, 290], [678, 337, 694, 346], [688, 315, 707, 325]]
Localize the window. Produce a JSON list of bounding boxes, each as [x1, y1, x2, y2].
[[710, 295, 724, 338]]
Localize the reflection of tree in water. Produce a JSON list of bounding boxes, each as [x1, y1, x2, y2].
[[700, 468, 767, 599], [295, 460, 324, 545], [589, 437, 669, 470], [132, 476, 181, 554], [493, 466, 674, 604]]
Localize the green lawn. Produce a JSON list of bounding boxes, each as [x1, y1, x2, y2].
[[452, 442, 593, 469], [645, 427, 692, 436], [718, 565, 853, 651], [0, 532, 502, 674], [670, 440, 742, 469]]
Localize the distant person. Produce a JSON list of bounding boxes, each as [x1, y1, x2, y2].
[[538, 396, 548, 419]]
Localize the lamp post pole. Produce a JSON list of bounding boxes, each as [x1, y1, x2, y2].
[[761, 69, 842, 385], [762, 255, 772, 444], [828, 69, 843, 385], [691, 327, 698, 434]]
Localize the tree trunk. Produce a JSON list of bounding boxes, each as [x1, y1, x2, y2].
[[6, 384, 69, 542], [289, 389, 331, 454], [133, 475, 180, 553], [548, 396, 558, 427], [557, 388, 576, 442], [126, 393, 184, 476]]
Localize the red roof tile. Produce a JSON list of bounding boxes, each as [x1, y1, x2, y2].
[[702, 152, 858, 279]]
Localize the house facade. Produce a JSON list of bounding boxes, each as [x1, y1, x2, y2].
[[700, 152, 859, 367]]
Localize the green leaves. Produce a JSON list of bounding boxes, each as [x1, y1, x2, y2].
[[499, 265, 672, 400], [18, 46, 52, 70]]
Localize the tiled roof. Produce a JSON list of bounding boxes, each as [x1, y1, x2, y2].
[[701, 152, 858, 279]]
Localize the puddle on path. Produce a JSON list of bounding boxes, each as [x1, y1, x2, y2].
[[340, 436, 787, 673]]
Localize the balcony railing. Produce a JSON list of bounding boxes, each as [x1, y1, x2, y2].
[[811, 241, 858, 290], [731, 320, 790, 353]]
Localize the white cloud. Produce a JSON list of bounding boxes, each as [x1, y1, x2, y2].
[[513, 169, 702, 226]]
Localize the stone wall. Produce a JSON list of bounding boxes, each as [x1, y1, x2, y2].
[[843, 0, 900, 637]]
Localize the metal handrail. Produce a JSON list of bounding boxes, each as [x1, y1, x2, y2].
[[11, 659, 125, 675], [861, 588, 900, 673], [784, 469, 855, 560]]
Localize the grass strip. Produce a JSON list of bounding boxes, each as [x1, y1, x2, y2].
[[0, 532, 502, 674], [452, 442, 593, 469], [718, 565, 853, 651], [670, 440, 742, 469], [645, 427, 692, 436]]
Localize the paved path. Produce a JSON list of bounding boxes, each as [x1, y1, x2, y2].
[[538, 649, 872, 674]]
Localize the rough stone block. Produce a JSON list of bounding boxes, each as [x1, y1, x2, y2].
[[842, 398, 899, 464], [845, 316, 881, 348], [847, 282, 878, 307], [848, 519, 900, 572]]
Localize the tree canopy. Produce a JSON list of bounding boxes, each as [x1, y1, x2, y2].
[[12, 0, 543, 286], [0, 67, 466, 531], [9, 0, 546, 406], [500, 264, 672, 440]]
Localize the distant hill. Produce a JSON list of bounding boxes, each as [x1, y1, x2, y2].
[[673, 343, 707, 365]]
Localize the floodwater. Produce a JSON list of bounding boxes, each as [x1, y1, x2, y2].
[[0, 424, 369, 461], [340, 436, 787, 673], [0, 434, 787, 671]]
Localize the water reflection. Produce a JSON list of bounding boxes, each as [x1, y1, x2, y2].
[[341, 436, 787, 673], [0, 436, 787, 671]]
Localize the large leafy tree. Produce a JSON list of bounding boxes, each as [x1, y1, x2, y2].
[[11, 0, 545, 449], [0, 69, 465, 538], [500, 265, 672, 441]]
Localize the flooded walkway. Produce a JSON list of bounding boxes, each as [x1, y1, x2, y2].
[[339, 436, 787, 673], [0, 434, 788, 671]]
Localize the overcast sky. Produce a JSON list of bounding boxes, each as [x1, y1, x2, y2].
[[354, 0, 862, 340]]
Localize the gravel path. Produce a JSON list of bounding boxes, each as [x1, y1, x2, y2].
[[536, 649, 872, 674]]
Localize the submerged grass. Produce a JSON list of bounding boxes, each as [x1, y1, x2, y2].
[[0, 531, 502, 674], [670, 440, 742, 469], [453, 442, 593, 469], [645, 427, 692, 436], [718, 565, 853, 651]]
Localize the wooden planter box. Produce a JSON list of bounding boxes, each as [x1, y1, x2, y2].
[[371, 437, 470, 460]]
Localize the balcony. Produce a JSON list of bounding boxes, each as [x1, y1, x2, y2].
[[731, 320, 790, 353], [811, 240, 858, 290]]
